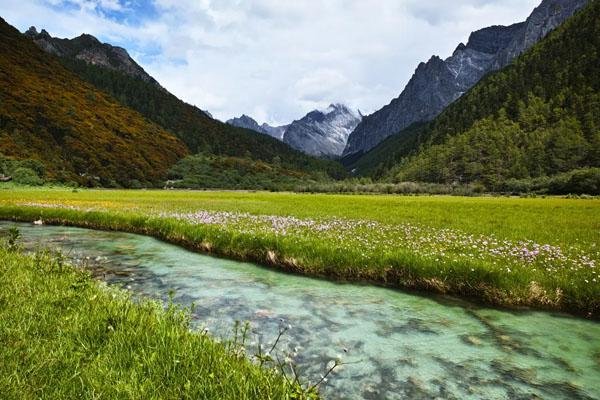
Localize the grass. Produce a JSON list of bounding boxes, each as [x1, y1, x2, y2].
[[0, 241, 314, 399], [0, 186, 599, 317]]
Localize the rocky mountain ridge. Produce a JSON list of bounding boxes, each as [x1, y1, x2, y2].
[[226, 115, 287, 140], [283, 104, 361, 158], [342, 0, 589, 158], [24, 26, 160, 86], [228, 104, 361, 157]]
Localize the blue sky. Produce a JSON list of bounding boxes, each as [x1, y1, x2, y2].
[[2, 0, 539, 124]]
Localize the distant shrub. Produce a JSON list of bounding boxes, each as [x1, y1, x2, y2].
[[0, 154, 47, 185], [128, 179, 144, 189], [501, 178, 534, 194], [167, 154, 325, 191], [17, 159, 45, 177], [12, 167, 43, 186], [499, 169, 600, 196], [64, 181, 80, 188], [294, 180, 487, 196], [548, 168, 600, 195]]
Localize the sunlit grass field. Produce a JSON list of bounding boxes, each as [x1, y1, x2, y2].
[[1, 187, 599, 316]]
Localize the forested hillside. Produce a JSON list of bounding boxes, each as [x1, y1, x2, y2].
[[341, 122, 427, 177], [360, 1, 599, 191], [167, 154, 331, 191], [57, 56, 345, 179], [0, 18, 188, 187]]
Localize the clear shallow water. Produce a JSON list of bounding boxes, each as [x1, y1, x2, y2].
[[2, 221, 599, 400]]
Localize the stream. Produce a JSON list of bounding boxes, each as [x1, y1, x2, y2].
[[2, 221, 599, 399]]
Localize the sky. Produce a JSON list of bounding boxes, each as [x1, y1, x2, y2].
[[1, 0, 540, 125]]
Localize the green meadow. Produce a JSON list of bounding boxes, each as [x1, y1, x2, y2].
[[1, 187, 599, 316]]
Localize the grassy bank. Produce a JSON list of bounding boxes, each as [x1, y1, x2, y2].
[[0, 241, 312, 399], [0, 187, 599, 318]]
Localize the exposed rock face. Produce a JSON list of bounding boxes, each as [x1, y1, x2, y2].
[[491, 0, 589, 69], [226, 114, 263, 132], [24, 27, 160, 86], [342, 0, 588, 157], [260, 123, 287, 140], [283, 104, 361, 157], [226, 115, 287, 140]]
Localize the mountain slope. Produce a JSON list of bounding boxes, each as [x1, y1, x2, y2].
[[343, 0, 588, 158], [25, 27, 160, 86], [0, 17, 188, 187], [341, 122, 428, 177], [26, 28, 344, 178], [167, 154, 328, 191], [260, 123, 287, 140], [387, 1, 599, 188], [226, 115, 287, 140], [283, 104, 361, 157]]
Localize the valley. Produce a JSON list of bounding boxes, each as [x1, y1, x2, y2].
[[1, 0, 599, 398]]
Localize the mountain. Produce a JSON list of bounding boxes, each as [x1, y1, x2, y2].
[[226, 115, 263, 132], [226, 115, 287, 140], [0, 17, 188, 187], [24, 27, 345, 180], [227, 105, 361, 157], [283, 104, 361, 157], [260, 123, 287, 141], [382, 0, 599, 189], [342, 0, 589, 158], [24, 27, 159, 87]]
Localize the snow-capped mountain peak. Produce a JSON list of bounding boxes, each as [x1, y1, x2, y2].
[[282, 103, 361, 157]]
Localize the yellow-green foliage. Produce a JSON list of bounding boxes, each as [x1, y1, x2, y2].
[[0, 18, 188, 187]]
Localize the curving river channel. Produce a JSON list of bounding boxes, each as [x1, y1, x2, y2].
[[2, 221, 600, 399]]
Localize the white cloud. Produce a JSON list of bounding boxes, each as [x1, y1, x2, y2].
[[1, 0, 539, 125]]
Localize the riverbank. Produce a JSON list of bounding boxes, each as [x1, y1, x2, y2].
[[0, 188, 598, 318], [6, 221, 600, 399], [0, 241, 312, 399]]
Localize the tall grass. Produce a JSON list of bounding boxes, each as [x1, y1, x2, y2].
[[2, 187, 598, 246], [0, 243, 312, 399]]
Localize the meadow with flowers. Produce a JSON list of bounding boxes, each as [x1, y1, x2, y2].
[[0, 187, 598, 317]]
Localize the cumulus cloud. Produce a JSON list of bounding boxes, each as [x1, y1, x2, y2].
[[2, 0, 539, 124]]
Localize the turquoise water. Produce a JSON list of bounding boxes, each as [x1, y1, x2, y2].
[[2, 221, 599, 399]]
